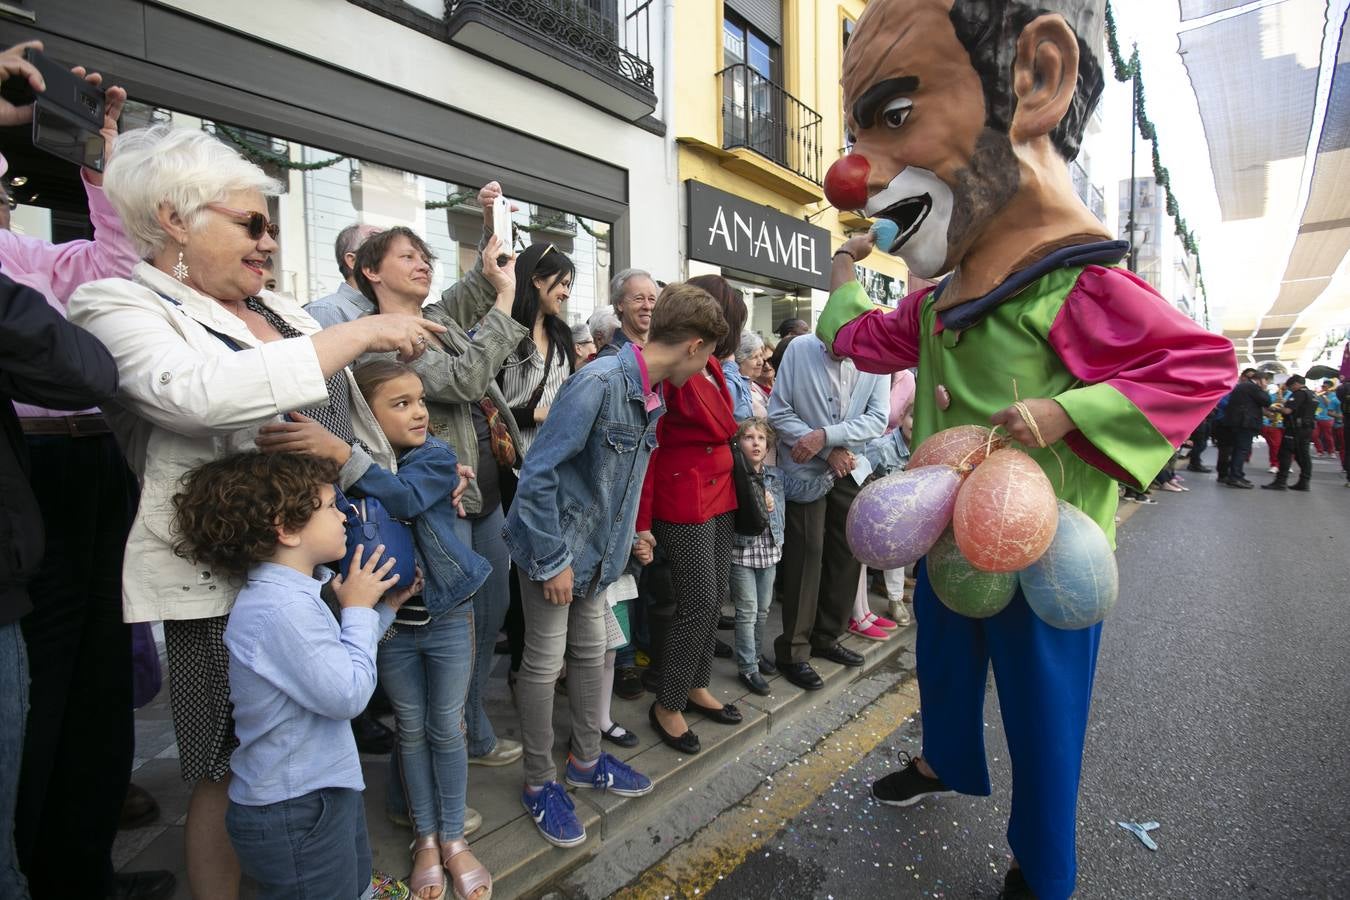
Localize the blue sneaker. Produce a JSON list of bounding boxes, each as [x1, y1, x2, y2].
[[521, 782, 586, 848], [565, 752, 654, 798]]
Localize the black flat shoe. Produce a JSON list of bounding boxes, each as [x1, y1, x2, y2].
[[739, 670, 771, 696], [613, 666, 645, 701], [687, 700, 742, 724], [778, 661, 824, 691], [812, 643, 865, 667], [717, 614, 735, 631], [649, 703, 700, 754], [601, 722, 640, 748], [758, 655, 778, 677]]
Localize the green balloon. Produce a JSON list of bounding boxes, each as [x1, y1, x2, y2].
[[927, 530, 1017, 618]]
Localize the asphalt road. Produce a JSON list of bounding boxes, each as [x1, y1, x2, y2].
[[706, 455, 1350, 899]]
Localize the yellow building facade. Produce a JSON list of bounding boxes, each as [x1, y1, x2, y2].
[[673, 0, 911, 338]]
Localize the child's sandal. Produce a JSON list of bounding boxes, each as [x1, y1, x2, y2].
[[441, 837, 493, 900], [409, 835, 447, 900]]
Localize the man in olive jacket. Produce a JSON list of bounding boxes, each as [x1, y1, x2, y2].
[[0, 271, 118, 898]]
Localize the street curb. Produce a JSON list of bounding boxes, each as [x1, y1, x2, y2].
[[480, 609, 911, 900]]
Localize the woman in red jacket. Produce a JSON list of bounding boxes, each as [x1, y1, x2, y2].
[[642, 275, 746, 754]]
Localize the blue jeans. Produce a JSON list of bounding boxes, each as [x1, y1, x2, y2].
[[1, 622, 30, 900], [226, 787, 371, 900], [455, 507, 512, 758], [378, 603, 474, 840], [730, 563, 775, 675]]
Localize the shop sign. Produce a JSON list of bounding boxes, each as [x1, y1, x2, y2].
[[686, 181, 831, 291]]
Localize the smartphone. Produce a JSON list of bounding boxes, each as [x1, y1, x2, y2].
[[0, 49, 106, 171], [491, 195, 512, 264]]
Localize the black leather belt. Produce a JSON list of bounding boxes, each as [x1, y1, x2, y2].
[[19, 414, 112, 437]]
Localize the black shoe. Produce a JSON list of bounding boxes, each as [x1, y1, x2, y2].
[[713, 637, 733, 659], [352, 710, 395, 755], [1187, 464, 1213, 473], [739, 670, 772, 696], [1235, 478, 1254, 488], [717, 613, 735, 631], [108, 870, 176, 900], [758, 655, 779, 677], [119, 783, 160, 831], [649, 703, 700, 754], [778, 661, 824, 691], [871, 752, 955, 807], [812, 643, 865, 667], [997, 867, 1036, 900], [1261, 481, 1287, 491], [688, 700, 742, 724], [641, 667, 662, 695], [601, 722, 640, 748], [1290, 481, 1312, 492], [614, 666, 645, 701]]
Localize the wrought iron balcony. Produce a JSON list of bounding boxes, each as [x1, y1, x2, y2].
[[718, 64, 822, 185], [446, 0, 657, 121]]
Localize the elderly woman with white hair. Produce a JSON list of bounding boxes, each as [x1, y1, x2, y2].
[[734, 331, 767, 418], [68, 125, 441, 900]]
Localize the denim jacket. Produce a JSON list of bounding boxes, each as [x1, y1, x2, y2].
[[352, 436, 492, 618], [502, 345, 663, 595], [732, 464, 786, 549]]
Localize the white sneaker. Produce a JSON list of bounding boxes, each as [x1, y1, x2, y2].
[[1268, 466, 1279, 474], [469, 737, 523, 766]]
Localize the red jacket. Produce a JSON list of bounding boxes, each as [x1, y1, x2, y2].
[[637, 360, 739, 530]]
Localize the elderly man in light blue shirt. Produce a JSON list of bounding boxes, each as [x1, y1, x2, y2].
[[768, 333, 888, 690], [305, 222, 383, 327]]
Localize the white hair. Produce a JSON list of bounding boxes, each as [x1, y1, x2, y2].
[[733, 330, 764, 363], [587, 308, 621, 347], [609, 267, 653, 309], [103, 125, 282, 257]]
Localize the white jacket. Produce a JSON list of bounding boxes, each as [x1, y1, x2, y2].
[[69, 262, 394, 623]]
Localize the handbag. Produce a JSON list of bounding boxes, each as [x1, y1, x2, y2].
[[730, 441, 770, 536], [335, 488, 418, 590]]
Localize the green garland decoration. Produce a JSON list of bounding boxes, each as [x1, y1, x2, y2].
[[1104, 2, 1209, 327], [213, 123, 347, 171], [424, 190, 479, 210]]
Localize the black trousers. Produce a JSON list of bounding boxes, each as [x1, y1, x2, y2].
[[1276, 429, 1312, 484], [1229, 428, 1256, 481], [1187, 420, 1211, 468], [16, 433, 136, 898], [776, 476, 862, 664]]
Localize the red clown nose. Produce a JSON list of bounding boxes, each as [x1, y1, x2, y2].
[[823, 153, 871, 211]]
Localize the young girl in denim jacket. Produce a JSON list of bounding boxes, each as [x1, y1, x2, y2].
[[729, 417, 786, 696], [350, 360, 495, 900]]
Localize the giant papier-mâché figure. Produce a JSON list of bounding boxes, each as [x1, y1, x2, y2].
[[815, 2, 1236, 897]]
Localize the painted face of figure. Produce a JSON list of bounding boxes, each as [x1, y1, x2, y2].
[[826, 0, 1020, 278]]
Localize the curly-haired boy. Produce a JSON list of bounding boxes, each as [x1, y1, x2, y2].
[[173, 451, 416, 899]]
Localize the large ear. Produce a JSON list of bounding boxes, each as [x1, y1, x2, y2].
[[1009, 13, 1080, 144]]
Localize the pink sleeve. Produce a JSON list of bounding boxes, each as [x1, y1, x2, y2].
[[1049, 266, 1236, 474], [832, 286, 928, 376]]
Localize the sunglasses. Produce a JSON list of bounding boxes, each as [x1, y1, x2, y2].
[[207, 203, 281, 241]]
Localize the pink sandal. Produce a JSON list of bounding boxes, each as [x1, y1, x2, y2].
[[410, 835, 446, 900], [865, 611, 899, 630], [442, 837, 493, 900]]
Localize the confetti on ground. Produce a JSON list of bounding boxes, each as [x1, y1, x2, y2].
[[1117, 820, 1161, 850]]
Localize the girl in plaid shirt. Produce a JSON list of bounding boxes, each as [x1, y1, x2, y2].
[[729, 418, 786, 697]]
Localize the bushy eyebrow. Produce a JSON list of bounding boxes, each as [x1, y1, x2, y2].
[[852, 76, 920, 129]]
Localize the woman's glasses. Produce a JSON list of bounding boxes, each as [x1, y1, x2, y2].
[[207, 203, 281, 241]]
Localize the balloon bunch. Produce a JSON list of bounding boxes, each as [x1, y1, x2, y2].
[[845, 424, 1118, 629]]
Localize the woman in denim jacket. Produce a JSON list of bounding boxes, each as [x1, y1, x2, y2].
[[345, 361, 494, 900], [502, 283, 728, 849]]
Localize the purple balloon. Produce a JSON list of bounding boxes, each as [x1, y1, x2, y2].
[[846, 466, 963, 570]]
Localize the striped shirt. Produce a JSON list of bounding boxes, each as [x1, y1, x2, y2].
[[497, 340, 571, 459]]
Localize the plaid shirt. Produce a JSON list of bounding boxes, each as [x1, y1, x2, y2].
[[733, 527, 781, 569]]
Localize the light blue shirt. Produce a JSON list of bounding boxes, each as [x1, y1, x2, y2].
[[304, 282, 375, 328], [223, 562, 395, 806], [768, 334, 888, 488]]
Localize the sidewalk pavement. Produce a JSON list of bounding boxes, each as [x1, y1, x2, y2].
[[116, 588, 911, 899]]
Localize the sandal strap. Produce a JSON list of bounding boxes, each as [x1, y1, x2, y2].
[[602, 722, 627, 738], [410, 835, 447, 898]]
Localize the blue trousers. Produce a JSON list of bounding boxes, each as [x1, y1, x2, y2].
[[914, 560, 1102, 900], [226, 787, 371, 900]]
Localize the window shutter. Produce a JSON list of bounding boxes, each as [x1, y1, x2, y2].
[[726, 0, 782, 45]]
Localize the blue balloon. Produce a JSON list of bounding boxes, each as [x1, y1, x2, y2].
[[1019, 500, 1118, 629]]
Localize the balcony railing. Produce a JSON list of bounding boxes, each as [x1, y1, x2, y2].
[[1070, 159, 1106, 222], [447, 0, 655, 99], [717, 64, 822, 184]]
